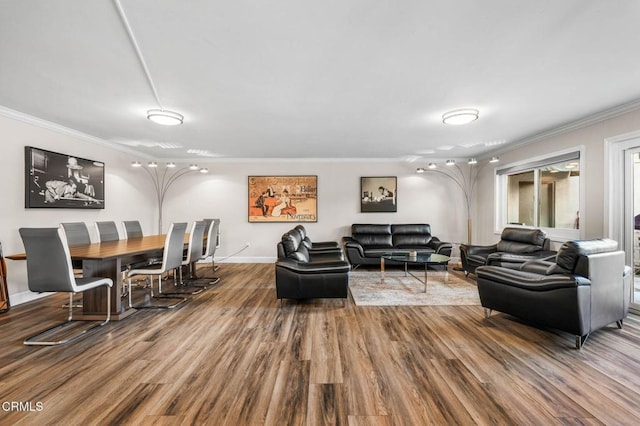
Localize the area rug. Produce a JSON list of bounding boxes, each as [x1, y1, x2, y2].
[[348, 269, 480, 306]]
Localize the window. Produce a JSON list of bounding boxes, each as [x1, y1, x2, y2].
[[496, 149, 583, 240]]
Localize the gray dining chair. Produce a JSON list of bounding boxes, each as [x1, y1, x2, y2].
[[127, 222, 188, 309], [19, 227, 112, 346], [199, 218, 221, 284], [166, 221, 207, 294], [95, 221, 120, 242], [122, 220, 144, 239], [60, 222, 92, 246]]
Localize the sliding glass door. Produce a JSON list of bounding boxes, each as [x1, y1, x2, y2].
[[625, 148, 640, 310]]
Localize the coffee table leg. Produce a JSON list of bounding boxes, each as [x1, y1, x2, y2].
[[424, 264, 428, 292], [381, 257, 385, 281]]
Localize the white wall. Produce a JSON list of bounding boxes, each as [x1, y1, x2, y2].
[[2, 114, 467, 305], [163, 160, 467, 262], [474, 108, 640, 245]]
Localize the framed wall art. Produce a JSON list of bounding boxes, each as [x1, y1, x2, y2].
[[25, 146, 105, 209], [361, 176, 397, 212], [248, 175, 317, 222]]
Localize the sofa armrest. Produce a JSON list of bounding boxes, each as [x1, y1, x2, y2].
[[276, 258, 351, 274], [428, 237, 452, 255], [343, 238, 365, 256], [487, 250, 557, 266], [460, 243, 498, 257], [309, 251, 344, 262], [476, 266, 590, 291]]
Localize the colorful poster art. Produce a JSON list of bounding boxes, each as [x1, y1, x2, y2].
[[248, 176, 317, 222]]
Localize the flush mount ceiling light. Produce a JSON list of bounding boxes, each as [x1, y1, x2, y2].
[[416, 167, 425, 173], [146, 109, 184, 126], [442, 108, 479, 125]]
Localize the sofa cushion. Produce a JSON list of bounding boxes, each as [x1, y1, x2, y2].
[[391, 224, 431, 235], [351, 224, 392, 235], [281, 231, 303, 256], [496, 240, 544, 254], [393, 234, 433, 248], [352, 234, 393, 248], [555, 239, 618, 273], [500, 227, 547, 246]]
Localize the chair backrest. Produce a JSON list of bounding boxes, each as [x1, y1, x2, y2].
[[184, 221, 206, 265], [202, 218, 221, 258], [496, 227, 549, 253], [95, 221, 120, 242], [161, 222, 188, 272], [18, 227, 77, 293], [60, 222, 91, 246], [123, 220, 144, 239]]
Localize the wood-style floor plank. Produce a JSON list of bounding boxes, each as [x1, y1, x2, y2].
[[0, 263, 639, 425]]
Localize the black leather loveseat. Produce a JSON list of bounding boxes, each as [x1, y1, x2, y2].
[[275, 227, 350, 303], [460, 227, 556, 276], [342, 224, 452, 267], [476, 239, 631, 348]]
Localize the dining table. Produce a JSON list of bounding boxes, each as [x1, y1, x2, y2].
[[8, 234, 185, 320]]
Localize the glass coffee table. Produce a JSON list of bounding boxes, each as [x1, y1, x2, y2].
[[380, 252, 451, 292]]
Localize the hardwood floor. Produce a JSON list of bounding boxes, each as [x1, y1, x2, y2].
[[1, 263, 639, 425]]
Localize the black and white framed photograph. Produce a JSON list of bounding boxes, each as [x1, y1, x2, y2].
[[25, 146, 105, 209], [360, 176, 397, 212]]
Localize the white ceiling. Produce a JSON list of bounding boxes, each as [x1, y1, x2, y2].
[[1, 0, 639, 161]]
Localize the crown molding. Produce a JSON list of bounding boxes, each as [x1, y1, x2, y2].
[[0, 105, 153, 160], [484, 98, 640, 158]]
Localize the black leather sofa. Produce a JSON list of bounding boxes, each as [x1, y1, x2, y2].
[[275, 227, 350, 303], [460, 227, 556, 276], [342, 224, 452, 267], [476, 239, 631, 348]]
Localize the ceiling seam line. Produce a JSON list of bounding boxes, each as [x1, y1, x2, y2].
[[112, 0, 163, 110]]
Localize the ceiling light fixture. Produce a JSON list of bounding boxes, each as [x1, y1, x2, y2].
[[113, 1, 186, 127], [131, 160, 142, 167], [442, 108, 479, 125], [416, 167, 425, 173], [490, 156, 500, 163], [166, 162, 176, 168], [428, 163, 437, 169], [146, 109, 184, 126], [468, 158, 478, 165], [445, 159, 456, 166]]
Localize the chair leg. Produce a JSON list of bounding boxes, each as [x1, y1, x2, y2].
[[161, 266, 205, 296], [484, 308, 492, 319], [576, 333, 589, 349], [132, 275, 187, 309], [24, 287, 111, 346], [616, 320, 624, 329]]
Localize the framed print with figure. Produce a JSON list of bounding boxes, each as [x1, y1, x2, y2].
[[25, 146, 105, 209], [248, 175, 317, 222], [361, 176, 397, 212]]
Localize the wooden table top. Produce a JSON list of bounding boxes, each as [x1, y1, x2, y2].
[[7, 234, 182, 261]]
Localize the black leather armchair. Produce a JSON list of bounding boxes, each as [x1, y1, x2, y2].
[[460, 227, 556, 276], [476, 239, 631, 348], [276, 229, 350, 304]]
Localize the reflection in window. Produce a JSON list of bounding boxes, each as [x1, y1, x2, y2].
[[501, 153, 580, 230]]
